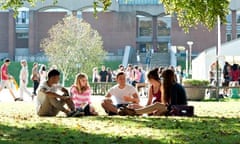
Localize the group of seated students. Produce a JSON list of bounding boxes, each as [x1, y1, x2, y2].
[[36, 67, 188, 117]]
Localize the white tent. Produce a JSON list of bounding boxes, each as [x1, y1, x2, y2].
[[192, 38, 240, 80]]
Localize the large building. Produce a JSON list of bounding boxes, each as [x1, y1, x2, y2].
[[0, 0, 239, 66]]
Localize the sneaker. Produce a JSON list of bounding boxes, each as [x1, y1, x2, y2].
[[14, 98, 23, 101], [31, 94, 35, 101], [118, 107, 136, 116], [67, 110, 84, 117], [67, 111, 76, 117]]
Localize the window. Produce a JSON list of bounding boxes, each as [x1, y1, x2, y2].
[[16, 8, 29, 24], [16, 33, 28, 39], [157, 16, 171, 36], [237, 10, 240, 24], [139, 43, 152, 53], [226, 11, 232, 24], [237, 34, 240, 38], [138, 16, 152, 37], [226, 33, 232, 41], [157, 42, 168, 53]]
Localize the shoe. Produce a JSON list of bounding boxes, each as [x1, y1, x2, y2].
[[67, 111, 76, 117], [118, 107, 136, 116], [67, 110, 84, 117], [31, 95, 35, 101], [14, 98, 23, 101], [72, 110, 85, 117]]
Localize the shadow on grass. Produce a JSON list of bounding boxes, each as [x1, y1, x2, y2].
[[91, 116, 240, 143], [0, 122, 163, 144], [0, 115, 239, 143]]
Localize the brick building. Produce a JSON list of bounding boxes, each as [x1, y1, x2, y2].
[[0, 0, 239, 66]]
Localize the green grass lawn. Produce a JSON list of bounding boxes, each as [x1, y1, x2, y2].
[[0, 99, 240, 144]]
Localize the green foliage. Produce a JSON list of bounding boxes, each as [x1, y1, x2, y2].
[[41, 15, 106, 85], [161, 0, 230, 32], [183, 79, 210, 86]]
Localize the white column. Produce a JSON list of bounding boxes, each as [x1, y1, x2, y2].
[[187, 41, 194, 74]]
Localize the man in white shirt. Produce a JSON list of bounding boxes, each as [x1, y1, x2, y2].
[[101, 72, 140, 115], [36, 69, 75, 117]]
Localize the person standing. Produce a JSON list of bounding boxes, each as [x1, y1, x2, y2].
[[99, 65, 108, 82], [0, 58, 21, 101], [39, 64, 47, 84], [31, 62, 40, 96], [19, 60, 33, 101], [92, 67, 99, 83]]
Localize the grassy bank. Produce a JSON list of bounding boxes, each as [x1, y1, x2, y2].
[[0, 100, 239, 144]]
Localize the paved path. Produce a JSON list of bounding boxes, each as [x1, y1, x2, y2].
[[0, 87, 148, 105]]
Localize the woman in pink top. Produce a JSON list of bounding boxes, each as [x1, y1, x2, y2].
[[70, 73, 98, 116]]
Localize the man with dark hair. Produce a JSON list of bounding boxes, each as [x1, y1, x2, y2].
[[0, 58, 21, 101], [36, 69, 76, 117]]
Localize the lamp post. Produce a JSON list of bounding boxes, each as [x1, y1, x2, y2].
[[187, 41, 194, 75]]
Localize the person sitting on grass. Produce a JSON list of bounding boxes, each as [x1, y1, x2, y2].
[[36, 69, 76, 117], [70, 73, 98, 116], [119, 69, 187, 116], [101, 71, 140, 115]]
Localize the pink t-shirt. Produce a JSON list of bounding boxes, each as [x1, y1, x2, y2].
[[70, 86, 91, 109], [1, 64, 8, 80]]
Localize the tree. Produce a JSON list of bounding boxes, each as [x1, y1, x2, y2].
[[161, 0, 230, 32], [41, 15, 106, 85], [0, 0, 230, 32]]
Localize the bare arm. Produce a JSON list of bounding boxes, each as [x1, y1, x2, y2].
[[124, 92, 140, 104], [146, 86, 153, 105]]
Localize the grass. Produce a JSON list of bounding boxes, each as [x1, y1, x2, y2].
[[0, 99, 240, 144]]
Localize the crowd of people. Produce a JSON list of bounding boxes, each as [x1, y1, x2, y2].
[[0, 58, 189, 117]]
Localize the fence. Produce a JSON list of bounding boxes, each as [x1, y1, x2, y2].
[[90, 82, 116, 95]]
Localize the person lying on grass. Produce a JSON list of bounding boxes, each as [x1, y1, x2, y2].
[[119, 69, 187, 116], [36, 69, 76, 117], [101, 71, 140, 115], [70, 73, 98, 116]]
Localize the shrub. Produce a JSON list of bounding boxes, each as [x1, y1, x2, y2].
[[183, 79, 209, 86]]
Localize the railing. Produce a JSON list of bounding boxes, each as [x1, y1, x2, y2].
[[90, 82, 116, 95]]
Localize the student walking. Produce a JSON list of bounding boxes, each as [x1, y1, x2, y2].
[[0, 58, 21, 101], [19, 60, 33, 101]]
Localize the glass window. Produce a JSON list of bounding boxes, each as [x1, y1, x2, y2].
[[157, 42, 168, 53], [237, 11, 240, 24], [138, 16, 152, 37], [16, 7, 29, 24], [237, 34, 240, 38], [157, 16, 171, 36], [226, 11, 232, 24], [16, 33, 28, 39], [226, 33, 232, 41], [139, 43, 152, 53]]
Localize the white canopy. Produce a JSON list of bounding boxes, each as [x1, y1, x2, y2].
[[192, 38, 240, 80]]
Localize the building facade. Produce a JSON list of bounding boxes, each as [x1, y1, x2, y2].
[[0, 0, 239, 66]]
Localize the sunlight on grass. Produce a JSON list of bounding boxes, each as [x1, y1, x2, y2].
[[0, 101, 240, 143]]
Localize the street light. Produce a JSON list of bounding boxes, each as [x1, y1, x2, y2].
[[187, 41, 194, 75]]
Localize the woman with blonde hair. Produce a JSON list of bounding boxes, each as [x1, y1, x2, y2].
[[70, 73, 98, 116]]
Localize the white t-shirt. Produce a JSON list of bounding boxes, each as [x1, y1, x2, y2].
[[36, 81, 63, 112], [108, 84, 137, 104]]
